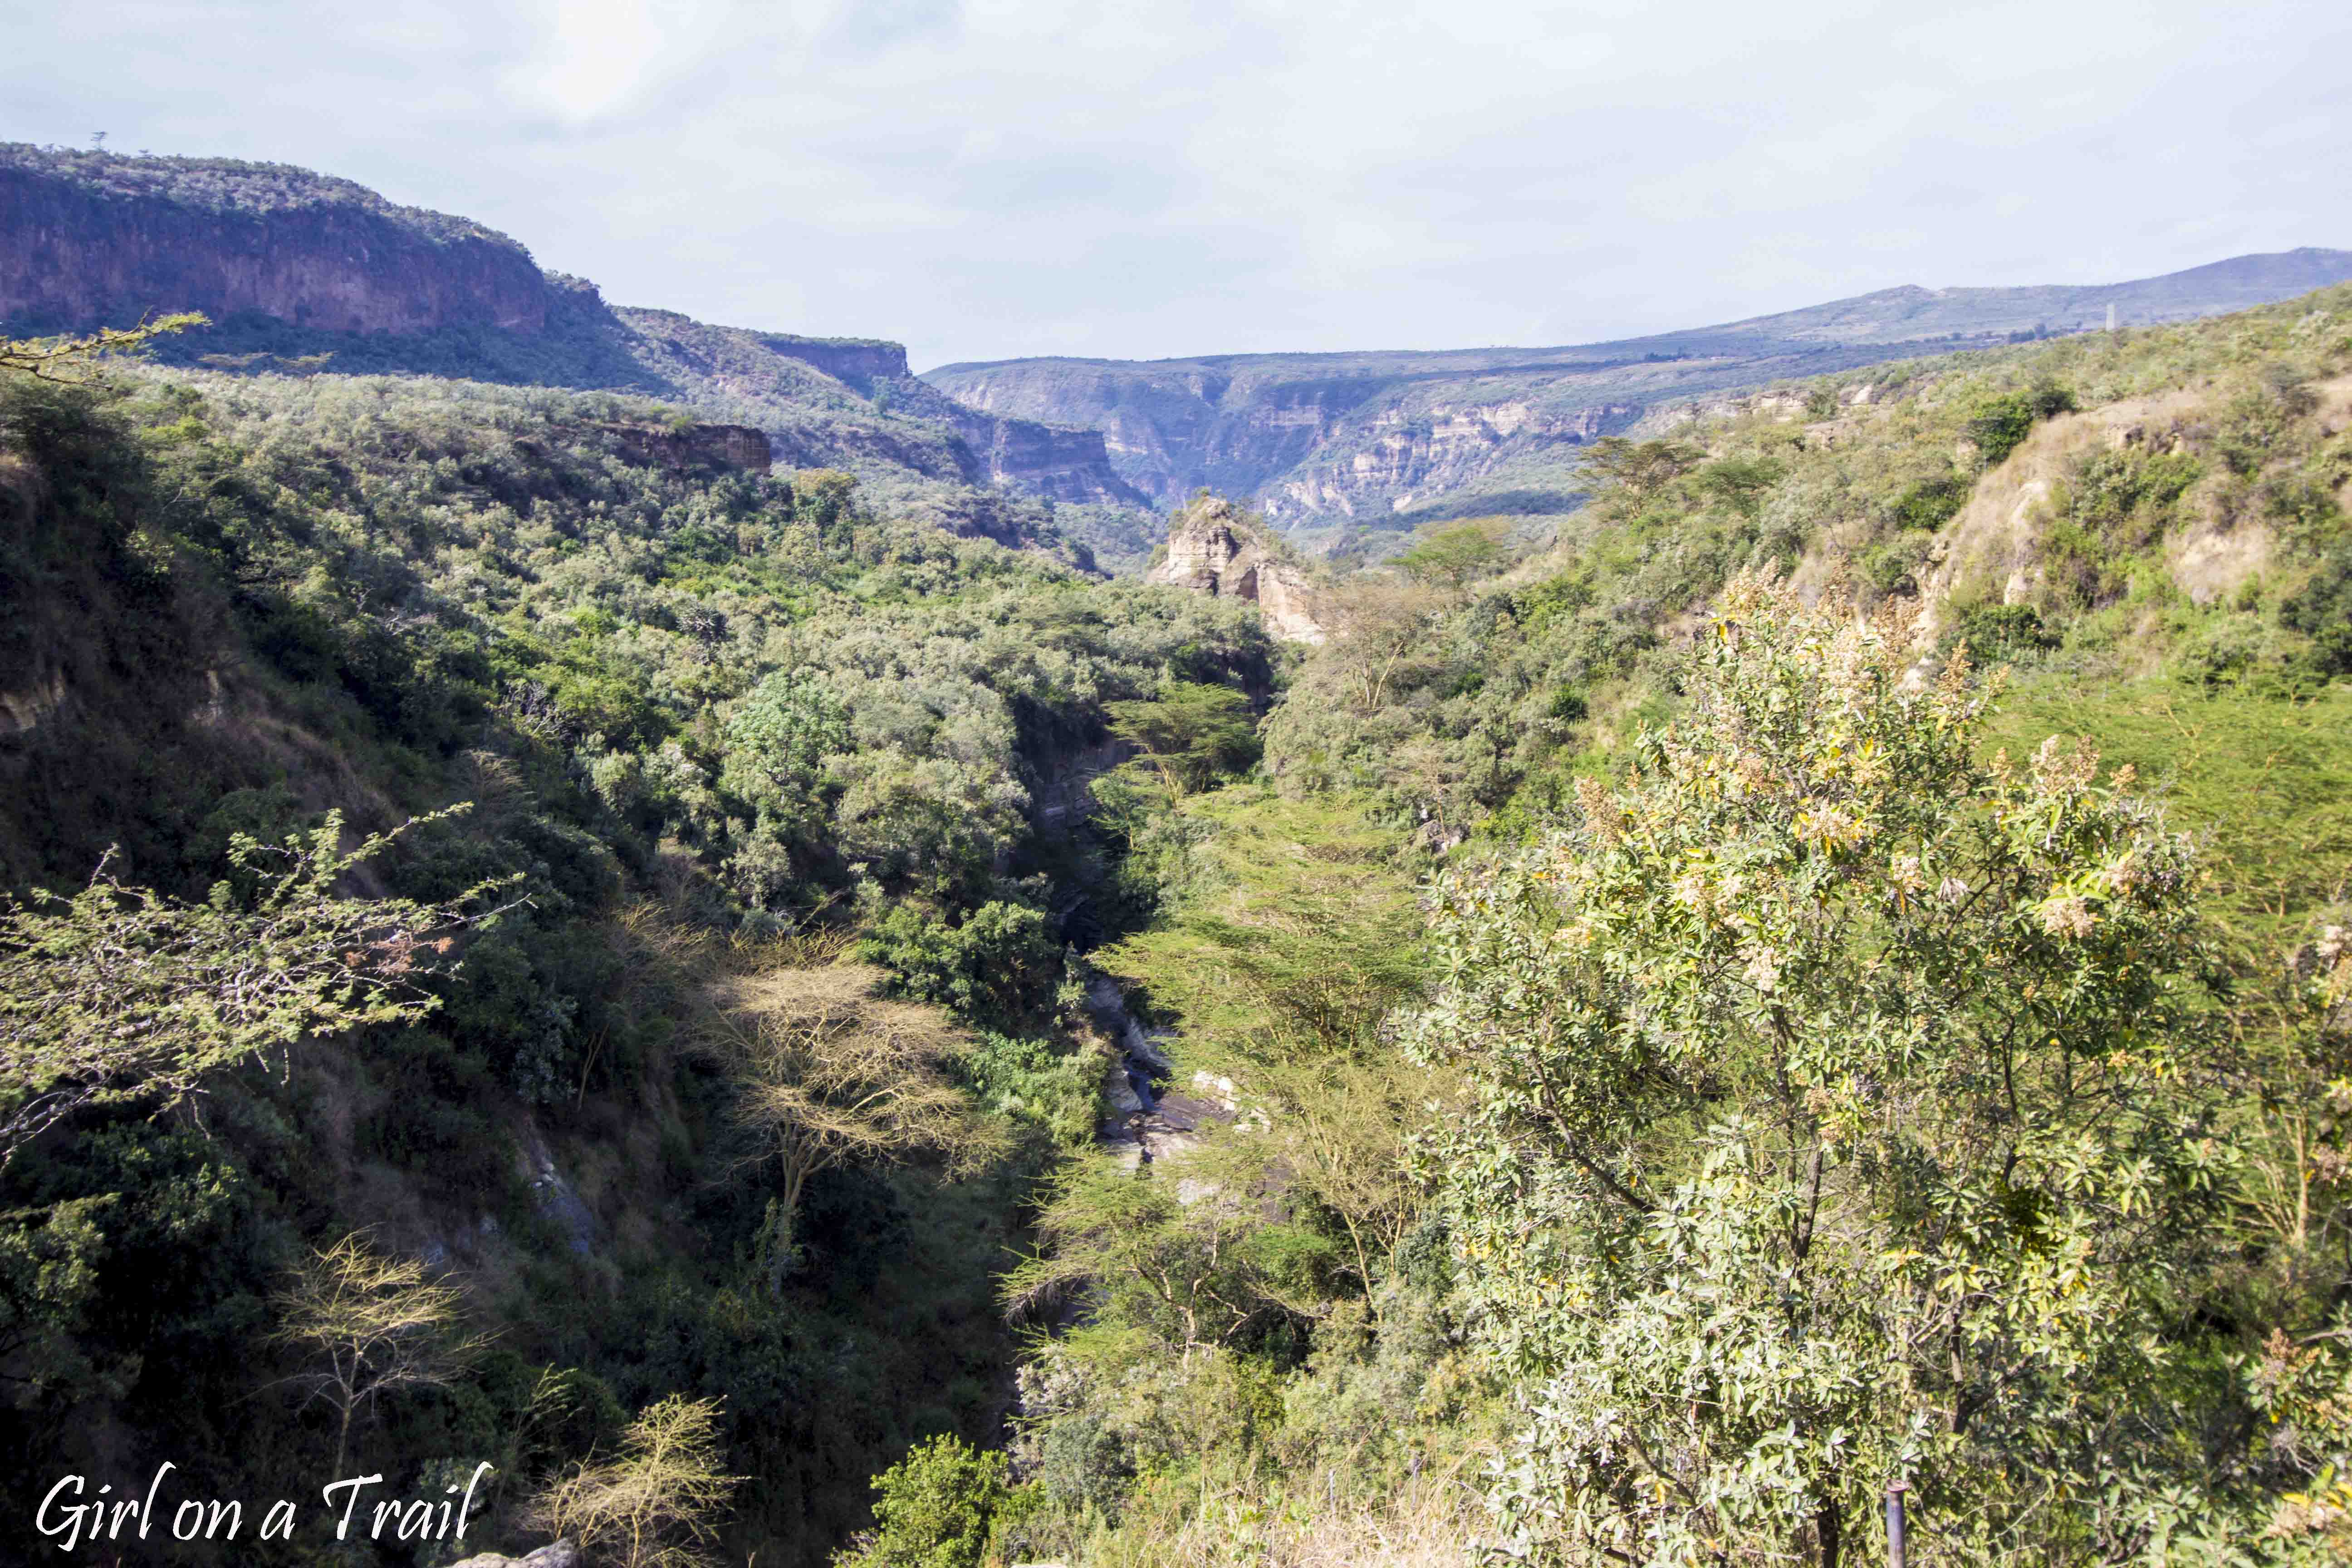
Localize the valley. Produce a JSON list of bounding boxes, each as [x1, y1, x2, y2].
[[4, 140, 2352, 1568]]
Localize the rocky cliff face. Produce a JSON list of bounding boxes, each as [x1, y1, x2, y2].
[[1262, 397, 1642, 522], [752, 335, 910, 393], [1146, 497, 1326, 643], [939, 400, 1152, 506], [0, 144, 1147, 517], [603, 421, 772, 473], [877, 372, 1153, 506], [926, 248, 2352, 529], [0, 147, 550, 335], [931, 360, 1383, 507]]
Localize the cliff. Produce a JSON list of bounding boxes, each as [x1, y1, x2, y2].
[[0, 144, 1146, 516], [747, 333, 911, 393], [602, 420, 772, 473], [925, 248, 2352, 528], [0, 146, 550, 335], [1145, 496, 1326, 643]]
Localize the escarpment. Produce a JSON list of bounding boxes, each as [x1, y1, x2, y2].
[[0, 147, 550, 335], [925, 248, 2352, 529], [0, 144, 1147, 517]]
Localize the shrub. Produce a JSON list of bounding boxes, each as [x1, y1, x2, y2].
[[1966, 392, 2038, 465], [1415, 573, 2230, 1563], [858, 899, 1061, 1028], [1889, 474, 1971, 532], [2283, 547, 2352, 676], [860, 1434, 1007, 1568], [1950, 600, 2057, 663]]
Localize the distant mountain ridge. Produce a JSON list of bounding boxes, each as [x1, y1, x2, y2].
[[924, 248, 2352, 529], [0, 143, 1148, 513]]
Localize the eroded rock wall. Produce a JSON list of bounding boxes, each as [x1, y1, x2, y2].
[[1146, 497, 1327, 643], [0, 150, 549, 335]]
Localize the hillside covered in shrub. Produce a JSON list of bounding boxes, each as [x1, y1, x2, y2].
[[4, 281, 2351, 1568]]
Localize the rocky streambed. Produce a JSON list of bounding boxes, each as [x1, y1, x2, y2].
[[1082, 975, 1244, 1168]]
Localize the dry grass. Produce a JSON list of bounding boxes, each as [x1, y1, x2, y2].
[[1070, 1454, 1490, 1568]]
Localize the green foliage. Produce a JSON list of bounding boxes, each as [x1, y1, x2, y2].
[[955, 1032, 1099, 1153], [1691, 454, 1785, 517], [1966, 390, 2040, 464], [858, 901, 1062, 1031], [1581, 436, 1702, 502], [1950, 600, 2058, 663], [1396, 519, 1509, 586], [1967, 380, 2073, 466], [855, 1434, 1008, 1568], [1415, 576, 2234, 1563], [0, 312, 209, 380], [0, 809, 506, 1157], [1007, 1141, 1335, 1358], [1889, 472, 1971, 531], [1102, 680, 1262, 799], [2283, 545, 2352, 675], [0, 358, 1273, 1567], [2038, 445, 2207, 607]]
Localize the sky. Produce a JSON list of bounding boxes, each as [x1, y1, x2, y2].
[[7, 0, 2348, 369]]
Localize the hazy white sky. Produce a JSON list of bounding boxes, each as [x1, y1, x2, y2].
[[7, 1, 2346, 368]]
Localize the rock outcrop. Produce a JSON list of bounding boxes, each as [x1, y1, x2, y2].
[[603, 421, 773, 474], [752, 334, 911, 393], [1, 146, 550, 335], [946, 402, 1152, 506], [1146, 498, 1326, 643], [449, 1541, 580, 1568]]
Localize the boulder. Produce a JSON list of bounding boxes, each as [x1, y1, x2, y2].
[[448, 1541, 581, 1568]]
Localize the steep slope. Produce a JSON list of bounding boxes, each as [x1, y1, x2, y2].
[[0, 144, 1148, 514], [0, 360, 1273, 1565], [924, 248, 2352, 529]]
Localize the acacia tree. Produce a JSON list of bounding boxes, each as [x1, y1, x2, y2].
[[0, 312, 206, 380], [270, 1231, 484, 1475], [1414, 573, 2235, 1565], [1102, 681, 1261, 799], [529, 1394, 739, 1568], [0, 809, 509, 1160], [1005, 1139, 1332, 1362], [651, 920, 995, 1294], [1396, 519, 1509, 589]]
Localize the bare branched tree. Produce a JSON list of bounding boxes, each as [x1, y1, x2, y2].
[[529, 1394, 740, 1568], [269, 1231, 486, 1475], [711, 963, 998, 1293]]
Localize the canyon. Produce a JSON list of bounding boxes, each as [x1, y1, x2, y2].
[[10, 142, 2349, 554], [925, 248, 2352, 532]]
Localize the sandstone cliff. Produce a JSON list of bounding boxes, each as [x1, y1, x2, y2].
[[1145, 497, 1326, 643], [602, 420, 772, 473]]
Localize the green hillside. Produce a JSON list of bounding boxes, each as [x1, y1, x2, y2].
[[4, 278, 2351, 1568]]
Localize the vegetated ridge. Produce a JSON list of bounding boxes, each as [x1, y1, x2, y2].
[[924, 247, 2352, 535]]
